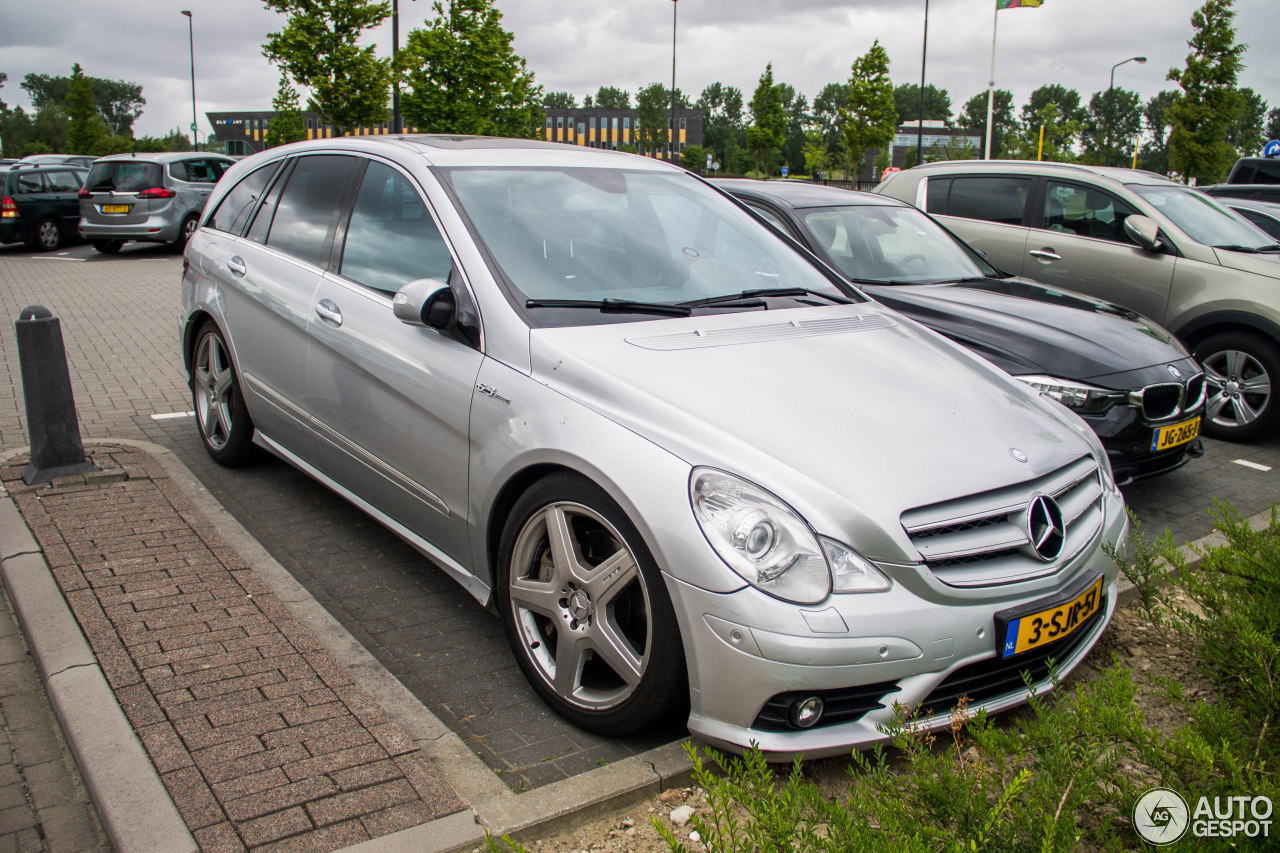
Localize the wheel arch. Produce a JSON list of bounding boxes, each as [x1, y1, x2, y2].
[[1175, 310, 1280, 352], [181, 310, 217, 377]]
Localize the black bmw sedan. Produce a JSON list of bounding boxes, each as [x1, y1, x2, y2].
[[717, 179, 1205, 484]]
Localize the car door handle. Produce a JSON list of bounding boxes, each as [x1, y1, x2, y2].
[[1028, 248, 1062, 261], [227, 255, 247, 277], [315, 299, 343, 326]]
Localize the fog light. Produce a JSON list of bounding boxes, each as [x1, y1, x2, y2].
[[789, 695, 825, 729]]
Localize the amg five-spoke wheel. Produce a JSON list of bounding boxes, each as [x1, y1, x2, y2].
[[498, 474, 686, 735], [191, 321, 256, 465]]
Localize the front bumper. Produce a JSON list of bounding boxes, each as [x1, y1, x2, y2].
[[1081, 404, 1206, 485], [667, 495, 1128, 760]]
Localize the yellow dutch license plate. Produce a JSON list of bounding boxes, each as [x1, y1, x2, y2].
[[101, 204, 130, 214], [997, 575, 1105, 658], [1151, 416, 1200, 452]]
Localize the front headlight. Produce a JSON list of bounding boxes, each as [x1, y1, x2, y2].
[[1016, 375, 1126, 414], [690, 469, 890, 603]]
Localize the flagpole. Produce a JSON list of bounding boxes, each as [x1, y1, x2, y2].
[[984, 2, 999, 159]]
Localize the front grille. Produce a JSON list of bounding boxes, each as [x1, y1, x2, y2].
[[918, 603, 1104, 714], [1140, 383, 1182, 420], [751, 680, 899, 732], [900, 456, 1103, 587]]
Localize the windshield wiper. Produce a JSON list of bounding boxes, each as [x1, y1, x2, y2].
[[525, 298, 692, 317], [1212, 244, 1276, 254], [678, 287, 852, 308]]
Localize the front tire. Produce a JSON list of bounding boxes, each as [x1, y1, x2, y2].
[[1195, 331, 1280, 442], [191, 321, 257, 465], [496, 473, 687, 736]]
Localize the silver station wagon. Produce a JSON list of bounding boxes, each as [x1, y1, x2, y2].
[[179, 136, 1129, 758]]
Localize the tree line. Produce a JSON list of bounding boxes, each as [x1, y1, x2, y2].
[[1, 0, 1274, 185]]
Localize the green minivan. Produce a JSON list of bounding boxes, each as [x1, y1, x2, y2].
[[0, 165, 88, 251]]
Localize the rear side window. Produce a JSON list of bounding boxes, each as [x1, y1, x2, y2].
[[264, 155, 357, 267], [206, 161, 282, 235], [338, 161, 451, 293], [44, 171, 82, 192], [928, 176, 1032, 226], [85, 161, 163, 192], [172, 159, 221, 184], [16, 172, 44, 194]]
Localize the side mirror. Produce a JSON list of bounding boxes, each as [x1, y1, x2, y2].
[[1123, 214, 1164, 252], [392, 278, 451, 327]]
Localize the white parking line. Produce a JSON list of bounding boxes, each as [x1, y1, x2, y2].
[[150, 411, 195, 420], [33, 257, 84, 262], [1232, 459, 1273, 472]]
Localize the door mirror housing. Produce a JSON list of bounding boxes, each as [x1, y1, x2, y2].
[[1123, 214, 1164, 252], [393, 278, 451, 327]]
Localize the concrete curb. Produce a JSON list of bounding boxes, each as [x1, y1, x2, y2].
[[0, 475, 197, 853]]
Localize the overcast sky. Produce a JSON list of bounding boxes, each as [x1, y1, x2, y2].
[[1, 0, 1276, 143]]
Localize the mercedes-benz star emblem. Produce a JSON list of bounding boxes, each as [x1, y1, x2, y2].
[[1167, 364, 1183, 380], [1010, 448, 1028, 463], [1027, 495, 1066, 561]]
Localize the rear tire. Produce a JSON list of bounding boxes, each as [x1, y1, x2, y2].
[[92, 240, 124, 254], [29, 218, 62, 251], [1194, 331, 1280, 442], [496, 473, 688, 736], [191, 321, 258, 465], [175, 215, 199, 251]]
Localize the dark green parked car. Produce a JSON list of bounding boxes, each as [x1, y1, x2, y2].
[[0, 165, 88, 251]]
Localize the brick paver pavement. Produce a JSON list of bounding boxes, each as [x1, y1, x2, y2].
[[1, 444, 466, 852]]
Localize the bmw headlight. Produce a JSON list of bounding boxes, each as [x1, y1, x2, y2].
[[1016, 375, 1125, 414], [690, 469, 889, 604]]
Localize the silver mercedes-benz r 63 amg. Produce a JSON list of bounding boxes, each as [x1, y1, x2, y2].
[[179, 136, 1130, 759]]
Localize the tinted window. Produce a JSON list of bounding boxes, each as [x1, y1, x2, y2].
[[16, 172, 44, 194], [338, 161, 451, 293], [932, 176, 1031, 225], [742, 202, 794, 235], [44, 171, 82, 192], [85, 161, 163, 192], [1235, 208, 1280, 240], [176, 159, 219, 183], [265, 155, 356, 266], [206, 161, 282, 235], [1043, 181, 1139, 244]]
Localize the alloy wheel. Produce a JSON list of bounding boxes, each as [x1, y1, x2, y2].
[[193, 331, 235, 451], [507, 501, 653, 712], [1203, 348, 1271, 431]]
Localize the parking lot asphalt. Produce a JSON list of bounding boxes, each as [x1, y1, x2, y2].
[[2, 242, 1280, 850]]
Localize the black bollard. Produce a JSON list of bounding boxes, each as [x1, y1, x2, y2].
[[15, 306, 96, 485]]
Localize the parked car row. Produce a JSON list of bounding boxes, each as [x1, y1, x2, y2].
[[876, 160, 1280, 442], [180, 136, 1132, 759], [0, 151, 235, 253]]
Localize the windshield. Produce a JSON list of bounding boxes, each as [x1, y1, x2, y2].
[[441, 167, 856, 322], [799, 204, 996, 284], [1129, 184, 1274, 250]]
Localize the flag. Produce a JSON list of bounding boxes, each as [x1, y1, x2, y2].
[[997, 0, 1043, 8]]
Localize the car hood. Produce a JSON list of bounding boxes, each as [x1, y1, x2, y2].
[[1212, 247, 1280, 278], [528, 303, 1096, 562], [863, 277, 1186, 383]]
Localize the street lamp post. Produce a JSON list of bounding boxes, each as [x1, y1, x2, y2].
[[392, 0, 401, 134], [669, 0, 678, 162], [180, 10, 198, 149], [1106, 55, 1146, 167], [916, 0, 930, 167]]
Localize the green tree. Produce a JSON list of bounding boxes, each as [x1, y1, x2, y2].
[[893, 83, 951, 125], [1167, 0, 1244, 183], [634, 82, 668, 155], [840, 41, 897, 180], [267, 77, 307, 148], [66, 64, 104, 155], [263, 0, 391, 135], [399, 0, 542, 137], [679, 144, 708, 172], [594, 86, 629, 109], [1007, 101, 1079, 162], [778, 83, 809, 175], [812, 82, 850, 168], [22, 72, 145, 136], [1019, 84, 1083, 129], [542, 91, 576, 109], [959, 88, 1014, 158], [1080, 87, 1143, 166], [746, 63, 784, 176], [0, 107, 33, 158], [1136, 89, 1178, 174], [697, 82, 745, 170], [0, 72, 7, 112], [1226, 87, 1268, 157]]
